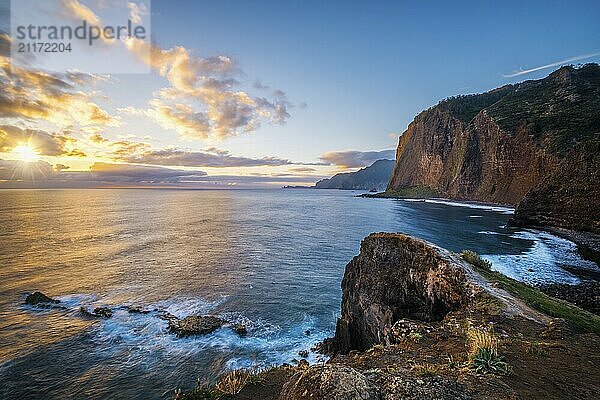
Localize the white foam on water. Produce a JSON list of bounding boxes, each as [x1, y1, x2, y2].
[[482, 229, 599, 285], [37, 295, 331, 374], [402, 198, 514, 214]]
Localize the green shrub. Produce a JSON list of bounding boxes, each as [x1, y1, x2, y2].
[[461, 250, 492, 270], [470, 347, 511, 375]]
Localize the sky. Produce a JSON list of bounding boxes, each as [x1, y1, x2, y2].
[[0, 0, 599, 188]]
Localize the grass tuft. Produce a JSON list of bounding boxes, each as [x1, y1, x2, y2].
[[410, 363, 439, 377], [470, 347, 511, 375], [215, 369, 254, 395], [466, 324, 511, 375], [461, 250, 492, 271]]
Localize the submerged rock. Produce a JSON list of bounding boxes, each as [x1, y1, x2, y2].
[[79, 306, 113, 318], [231, 323, 247, 335], [25, 291, 60, 305], [168, 315, 225, 337], [93, 307, 113, 318], [279, 365, 379, 400], [298, 350, 309, 358], [157, 311, 178, 323], [127, 306, 150, 314]]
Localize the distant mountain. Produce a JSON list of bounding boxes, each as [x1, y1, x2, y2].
[[315, 159, 395, 190]]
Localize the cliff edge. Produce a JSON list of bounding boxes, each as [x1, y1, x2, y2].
[[387, 64, 600, 207]]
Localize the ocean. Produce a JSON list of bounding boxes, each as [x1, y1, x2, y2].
[[0, 189, 596, 399]]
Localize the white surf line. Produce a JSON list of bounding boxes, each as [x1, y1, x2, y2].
[[402, 198, 515, 214]]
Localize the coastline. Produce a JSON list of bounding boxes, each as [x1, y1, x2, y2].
[[541, 227, 600, 266], [176, 233, 600, 399], [361, 191, 600, 270]]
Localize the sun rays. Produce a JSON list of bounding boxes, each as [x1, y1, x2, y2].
[[11, 145, 40, 162]]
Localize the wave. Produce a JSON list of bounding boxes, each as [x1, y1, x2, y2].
[[24, 294, 331, 374], [402, 198, 514, 214], [481, 229, 599, 285]]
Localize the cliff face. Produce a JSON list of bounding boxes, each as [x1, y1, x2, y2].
[[388, 64, 600, 206], [315, 159, 395, 190], [511, 136, 600, 234]]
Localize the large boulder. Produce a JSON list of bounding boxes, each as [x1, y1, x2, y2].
[[333, 233, 474, 353], [25, 291, 60, 305], [168, 315, 225, 337], [279, 365, 380, 400]]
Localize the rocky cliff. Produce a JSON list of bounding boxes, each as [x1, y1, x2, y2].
[[511, 135, 600, 234], [331, 233, 546, 353], [388, 64, 600, 206], [315, 159, 395, 190]]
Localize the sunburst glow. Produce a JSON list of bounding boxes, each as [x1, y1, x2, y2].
[[12, 145, 40, 162]]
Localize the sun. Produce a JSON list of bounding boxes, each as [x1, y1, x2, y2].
[[13, 145, 40, 162]]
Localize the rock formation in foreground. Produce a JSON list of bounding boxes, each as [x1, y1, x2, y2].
[[331, 233, 545, 354], [178, 233, 600, 400], [387, 64, 600, 208], [315, 159, 395, 191]]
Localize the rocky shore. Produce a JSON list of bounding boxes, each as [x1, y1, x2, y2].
[[177, 233, 600, 400], [537, 281, 600, 315], [23, 293, 248, 337]]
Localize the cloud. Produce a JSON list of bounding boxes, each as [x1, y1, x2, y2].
[[89, 133, 109, 143], [0, 159, 54, 181], [149, 99, 212, 138], [59, 0, 101, 25], [112, 147, 292, 168], [89, 162, 207, 182], [0, 159, 319, 188], [81, 132, 300, 169], [85, 134, 295, 168], [288, 166, 316, 173], [53, 1, 292, 141], [0, 125, 86, 157], [502, 52, 600, 78], [0, 159, 207, 184], [0, 34, 118, 128], [320, 149, 396, 168], [128, 2, 147, 24], [253, 80, 270, 90], [123, 38, 292, 140], [54, 163, 70, 171]]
